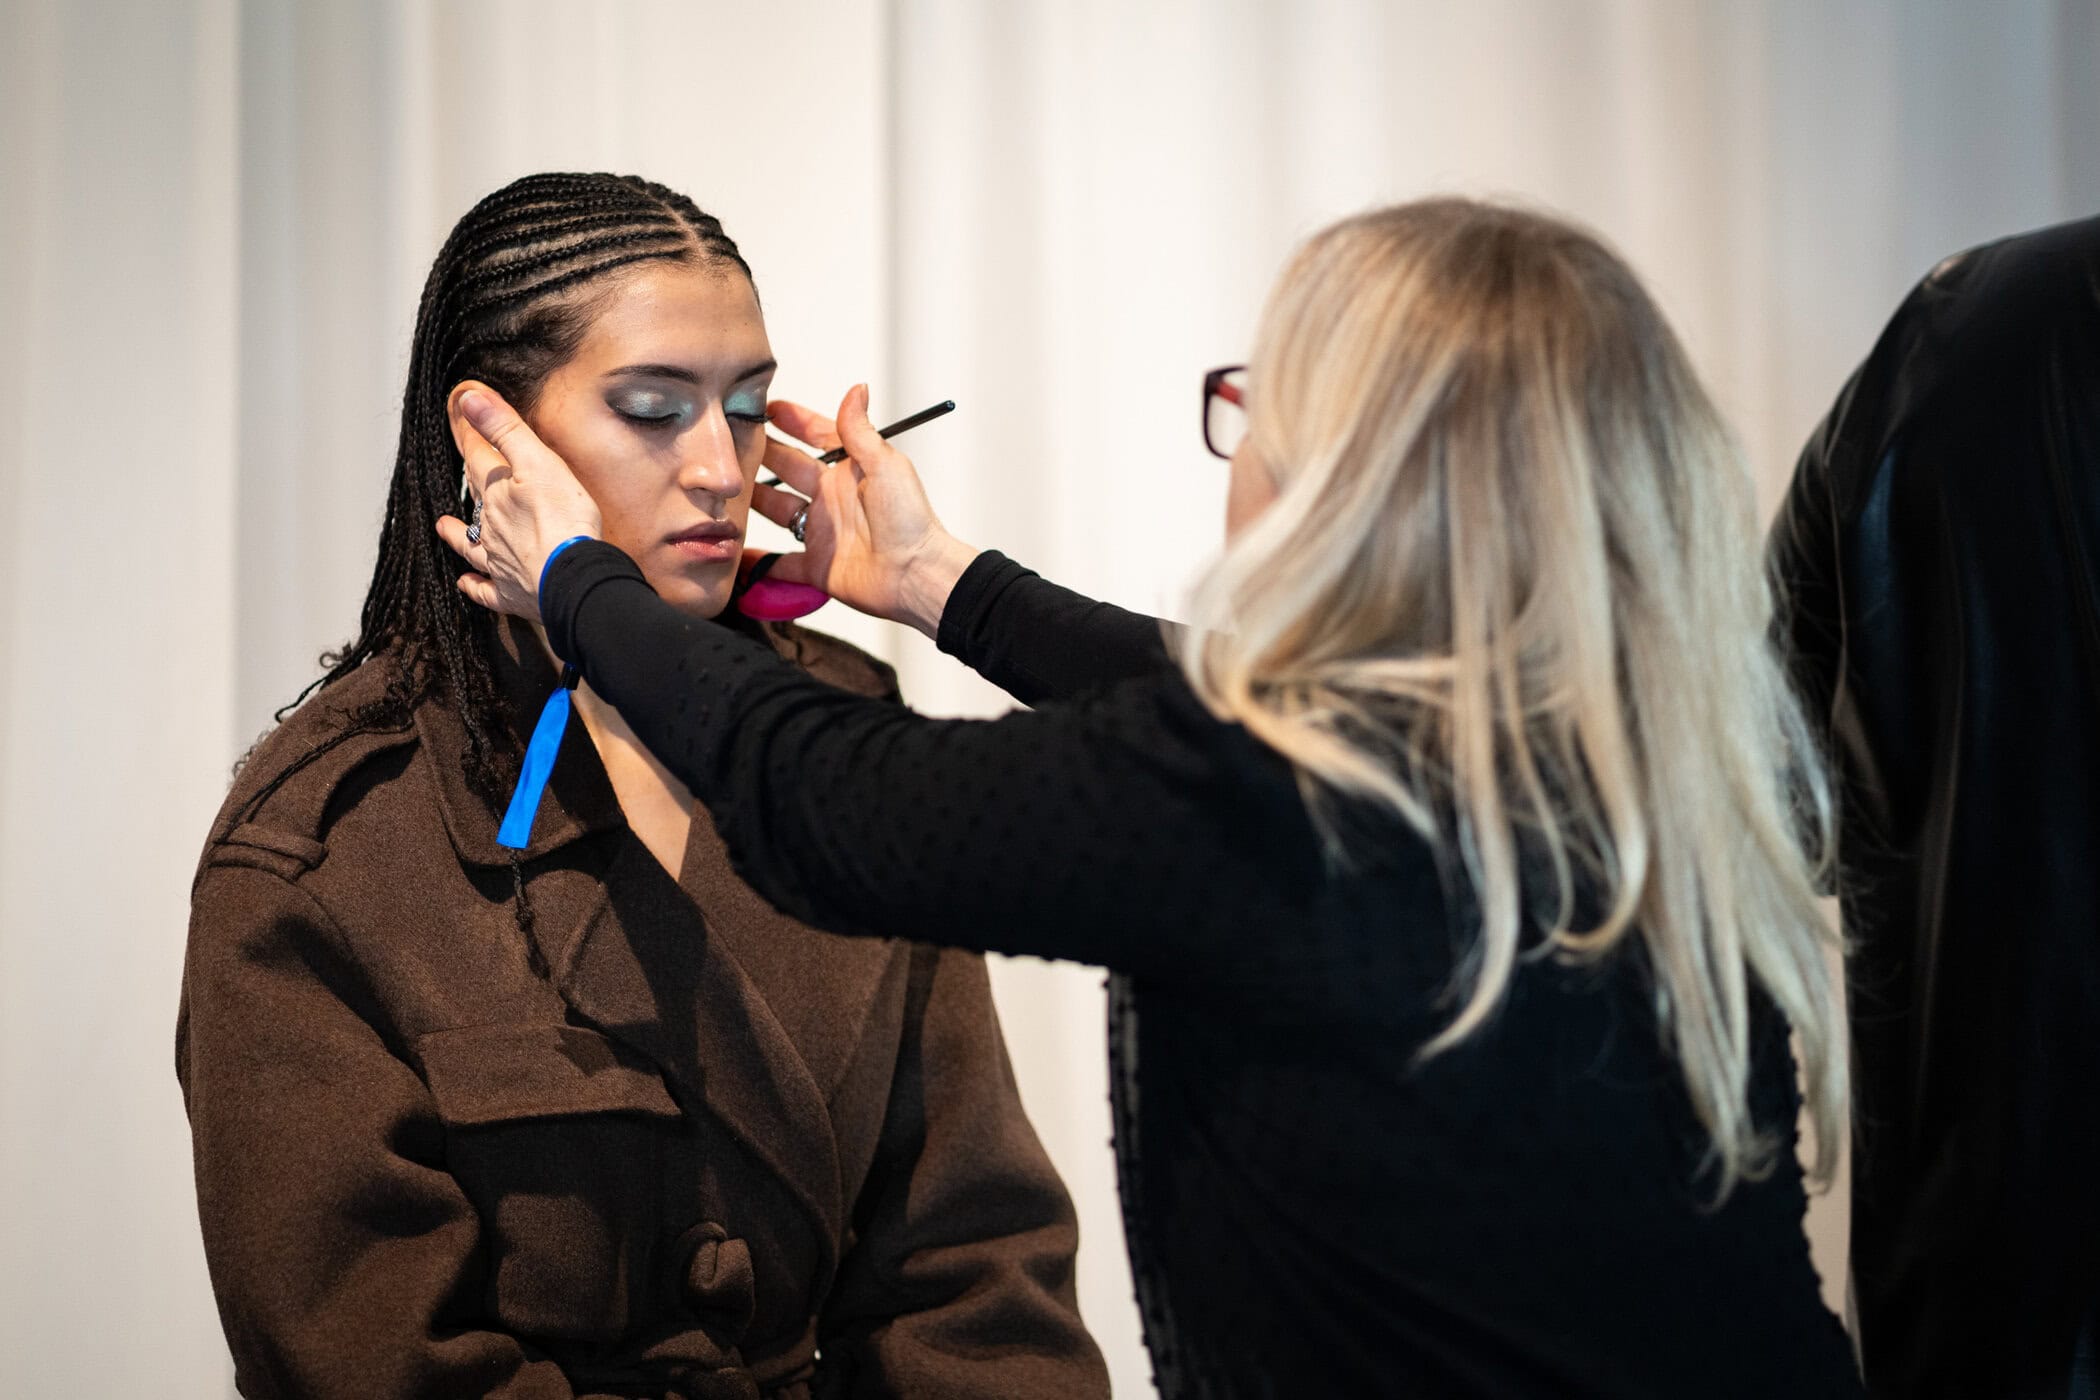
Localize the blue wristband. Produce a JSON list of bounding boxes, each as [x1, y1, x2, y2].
[[537, 535, 594, 615]]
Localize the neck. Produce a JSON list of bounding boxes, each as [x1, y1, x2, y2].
[[571, 682, 694, 803]]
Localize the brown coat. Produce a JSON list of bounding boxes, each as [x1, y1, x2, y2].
[[177, 616, 1107, 1400]]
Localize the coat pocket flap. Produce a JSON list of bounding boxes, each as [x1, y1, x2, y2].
[[417, 1023, 682, 1127]]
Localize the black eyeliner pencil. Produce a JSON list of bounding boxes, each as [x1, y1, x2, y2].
[[760, 399, 955, 485]]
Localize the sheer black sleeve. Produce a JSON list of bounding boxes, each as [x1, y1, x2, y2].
[[935, 550, 1176, 704], [543, 541, 1322, 980]]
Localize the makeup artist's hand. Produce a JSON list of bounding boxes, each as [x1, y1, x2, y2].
[[437, 381, 604, 625], [757, 384, 980, 639]]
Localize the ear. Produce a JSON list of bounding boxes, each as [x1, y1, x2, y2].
[[445, 380, 492, 460]]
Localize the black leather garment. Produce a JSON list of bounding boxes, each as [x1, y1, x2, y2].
[[1770, 214, 2100, 1400]]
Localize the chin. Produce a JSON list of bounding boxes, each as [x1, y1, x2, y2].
[[645, 564, 737, 620]]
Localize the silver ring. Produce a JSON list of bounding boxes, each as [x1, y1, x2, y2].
[[466, 499, 484, 545], [789, 503, 809, 543]]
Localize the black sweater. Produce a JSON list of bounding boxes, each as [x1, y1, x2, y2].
[[545, 541, 1863, 1399]]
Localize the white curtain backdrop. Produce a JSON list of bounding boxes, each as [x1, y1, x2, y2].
[[3, 2, 2093, 1395]]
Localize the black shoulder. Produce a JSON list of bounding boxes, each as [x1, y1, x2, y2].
[[766, 620, 903, 702], [1891, 214, 2100, 391], [196, 661, 420, 888]]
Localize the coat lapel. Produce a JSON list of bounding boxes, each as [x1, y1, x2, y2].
[[417, 614, 889, 1283], [677, 808, 902, 1103], [548, 842, 848, 1280]]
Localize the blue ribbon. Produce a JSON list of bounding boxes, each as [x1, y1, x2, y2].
[[494, 535, 599, 851], [497, 663, 580, 850]]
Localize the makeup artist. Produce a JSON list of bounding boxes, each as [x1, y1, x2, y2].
[[442, 199, 1864, 1399]]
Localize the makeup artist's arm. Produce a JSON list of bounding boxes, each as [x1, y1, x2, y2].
[[759, 393, 1177, 703], [928, 550, 1177, 705], [536, 537, 1328, 981]]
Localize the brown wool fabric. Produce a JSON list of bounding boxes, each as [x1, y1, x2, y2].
[[177, 613, 1107, 1400]]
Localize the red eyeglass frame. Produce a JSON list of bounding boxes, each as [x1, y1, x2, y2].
[[1202, 364, 1247, 460]]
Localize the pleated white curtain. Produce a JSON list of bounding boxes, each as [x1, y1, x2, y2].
[[2, 2, 2092, 1395]]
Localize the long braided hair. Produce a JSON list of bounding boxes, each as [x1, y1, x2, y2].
[[246, 174, 753, 955]]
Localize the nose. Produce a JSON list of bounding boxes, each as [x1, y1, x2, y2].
[[677, 405, 746, 503]]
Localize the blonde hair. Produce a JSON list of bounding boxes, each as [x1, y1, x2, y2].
[[1180, 199, 1842, 1196]]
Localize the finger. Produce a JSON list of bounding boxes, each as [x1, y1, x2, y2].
[[446, 381, 515, 498], [449, 382, 559, 486], [751, 480, 812, 531], [766, 399, 842, 454], [835, 383, 896, 473], [434, 514, 491, 573], [761, 435, 826, 498], [759, 550, 821, 587], [455, 572, 502, 611], [456, 425, 511, 502]]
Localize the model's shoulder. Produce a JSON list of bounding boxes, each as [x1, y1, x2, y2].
[[768, 620, 902, 701], [197, 659, 424, 887]]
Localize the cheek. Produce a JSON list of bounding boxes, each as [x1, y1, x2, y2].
[[1225, 454, 1277, 537], [573, 469, 651, 553], [536, 417, 625, 507], [558, 429, 681, 549]]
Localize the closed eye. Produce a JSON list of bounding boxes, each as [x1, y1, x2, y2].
[[617, 408, 681, 427], [608, 388, 690, 427]]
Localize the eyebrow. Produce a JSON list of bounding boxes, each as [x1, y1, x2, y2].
[[602, 358, 777, 385]]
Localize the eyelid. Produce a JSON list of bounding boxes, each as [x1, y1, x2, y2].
[[610, 389, 687, 421]]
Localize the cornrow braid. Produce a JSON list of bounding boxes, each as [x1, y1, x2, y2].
[[267, 172, 753, 822]]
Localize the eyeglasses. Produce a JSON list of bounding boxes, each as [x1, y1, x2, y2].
[[1203, 365, 1248, 460]]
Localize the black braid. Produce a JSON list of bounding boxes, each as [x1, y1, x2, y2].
[[509, 850, 551, 980], [252, 171, 755, 849]]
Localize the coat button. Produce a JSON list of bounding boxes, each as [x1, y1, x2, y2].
[[673, 1221, 756, 1337]]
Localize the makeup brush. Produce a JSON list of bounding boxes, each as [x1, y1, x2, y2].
[[760, 399, 955, 486]]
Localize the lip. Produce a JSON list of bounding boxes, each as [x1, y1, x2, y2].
[[667, 520, 742, 563]]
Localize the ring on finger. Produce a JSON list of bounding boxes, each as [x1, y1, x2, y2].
[[465, 497, 484, 545], [789, 503, 810, 543]]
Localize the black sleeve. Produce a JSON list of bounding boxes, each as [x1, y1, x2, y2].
[[935, 550, 1175, 704], [544, 541, 1320, 979]]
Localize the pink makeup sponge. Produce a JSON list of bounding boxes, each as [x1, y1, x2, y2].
[[733, 549, 829, 621]]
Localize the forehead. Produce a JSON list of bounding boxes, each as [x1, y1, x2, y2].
[[568, 262, 767, 368]]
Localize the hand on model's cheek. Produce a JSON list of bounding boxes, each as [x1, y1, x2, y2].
[[522, 264, 774, 619]]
